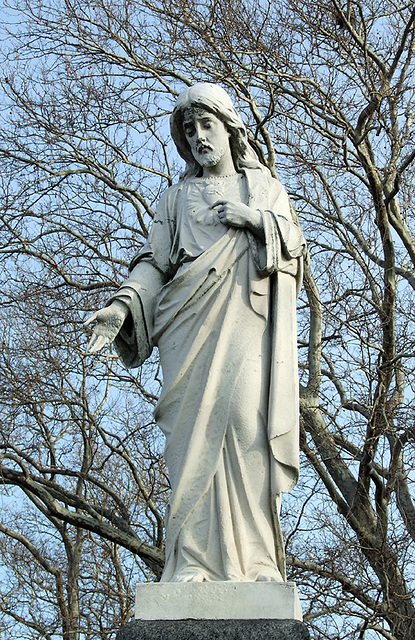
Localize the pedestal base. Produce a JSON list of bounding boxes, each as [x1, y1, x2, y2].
[[135, 582, 303, 620], [116, 582, 309, 639], [116, 619, 310, 640]]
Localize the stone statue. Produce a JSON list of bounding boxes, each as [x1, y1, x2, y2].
[[86, 83, 306, 584]]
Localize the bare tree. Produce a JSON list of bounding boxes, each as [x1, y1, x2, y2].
[[0, 279, 167, 639], [0, 1, 414, 638]]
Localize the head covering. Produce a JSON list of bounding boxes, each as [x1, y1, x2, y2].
[[170, 83, 264, 178]]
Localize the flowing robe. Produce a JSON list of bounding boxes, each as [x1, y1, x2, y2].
[[112, 167, 306, 582]]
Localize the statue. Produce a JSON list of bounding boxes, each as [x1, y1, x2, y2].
[[86, 84, 306, 584]]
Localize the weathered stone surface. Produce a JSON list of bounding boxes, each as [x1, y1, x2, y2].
[[116, 619, 311, 640], [135, 581, 303, 621]]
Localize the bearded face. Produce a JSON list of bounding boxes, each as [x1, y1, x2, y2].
[[182, 107, 231, 169]]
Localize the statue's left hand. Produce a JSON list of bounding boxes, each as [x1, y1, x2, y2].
[[84, 300, 129, 353], [212, 200, 263, 236]]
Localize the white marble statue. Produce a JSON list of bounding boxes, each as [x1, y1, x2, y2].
[[86, 83, 306, 583]]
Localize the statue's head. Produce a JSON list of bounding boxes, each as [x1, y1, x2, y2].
[[170, 83, 263, 178]]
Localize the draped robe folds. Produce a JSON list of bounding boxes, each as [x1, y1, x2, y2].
[[112, 167, 306, 582]]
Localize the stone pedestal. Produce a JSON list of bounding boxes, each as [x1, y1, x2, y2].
[[135, 582, 303, 620], [116, 619, 310, 639], [116, 582, 310, 639]]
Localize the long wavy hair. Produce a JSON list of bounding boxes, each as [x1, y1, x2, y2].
[[170, 83, 266, 179]]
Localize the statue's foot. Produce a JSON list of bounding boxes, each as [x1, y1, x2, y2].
[[256, 569, 284, 582], [173, 569, 206, 582]]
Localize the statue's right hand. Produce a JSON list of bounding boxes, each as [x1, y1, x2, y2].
[[84, 300, 129, 354]]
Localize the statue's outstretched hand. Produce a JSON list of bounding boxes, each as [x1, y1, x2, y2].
[[84, 300, 129, 353]]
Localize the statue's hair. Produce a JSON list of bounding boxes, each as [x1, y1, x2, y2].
[[170, 83, 266, 179]]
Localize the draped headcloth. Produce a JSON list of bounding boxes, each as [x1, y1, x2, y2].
[[170, 83, 263, 178]]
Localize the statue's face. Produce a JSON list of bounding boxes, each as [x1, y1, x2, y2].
[[183, 108, 231, 169]]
